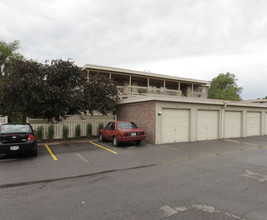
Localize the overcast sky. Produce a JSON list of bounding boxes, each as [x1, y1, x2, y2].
[[1, 0, 267, 99]]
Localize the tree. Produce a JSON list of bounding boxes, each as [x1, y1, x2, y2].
[[0, 59, 45, 122], [0, 39, 119, 122], [208, 73, 242, 101], [43, 59, 85, 121], [0, 40, 23, 78], [83, 74, 118, 115], [0, 40, 24, 116], [0, 59, 85, 122]]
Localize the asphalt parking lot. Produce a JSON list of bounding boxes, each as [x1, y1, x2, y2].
[[1, 137, 267, 219]]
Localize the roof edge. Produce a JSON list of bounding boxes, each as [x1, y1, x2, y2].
[[117, 96, 267, 108], [83, 64, 210, 85]]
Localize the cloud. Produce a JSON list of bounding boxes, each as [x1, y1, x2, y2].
[[1, 0, 267, 99]]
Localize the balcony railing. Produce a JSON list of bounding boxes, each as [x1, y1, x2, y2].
[[188, 91, 207, 98], [117, 85, 184, 98]]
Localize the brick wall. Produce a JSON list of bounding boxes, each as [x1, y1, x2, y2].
[[116, 101, 156, 144]]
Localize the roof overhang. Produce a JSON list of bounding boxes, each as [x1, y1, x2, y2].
[[117, 95, 267, 109], [83, 64, 210, 86]]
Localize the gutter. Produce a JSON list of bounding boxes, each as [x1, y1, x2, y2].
[[117, 95, 267, 109]]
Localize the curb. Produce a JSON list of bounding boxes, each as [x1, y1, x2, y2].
[[38, 138, 99, 146]]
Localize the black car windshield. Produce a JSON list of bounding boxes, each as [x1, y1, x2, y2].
[[0, 124, 31, 134], [117, 122, 137, 130]]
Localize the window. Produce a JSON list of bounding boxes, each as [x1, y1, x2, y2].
[[0, 124, 31, 134], [117, 122, 137, 130], [104, 123, 111, 130], [110, 123, 115, 131]]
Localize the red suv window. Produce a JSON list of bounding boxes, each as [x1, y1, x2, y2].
[[110, 123, 115, 131]]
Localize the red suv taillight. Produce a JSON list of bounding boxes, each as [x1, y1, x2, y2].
[[27, 134, 35, 141], [139, 131, 145, 135]]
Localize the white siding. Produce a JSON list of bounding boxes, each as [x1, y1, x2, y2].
[[225, 111, 242, 138], [161, 109, 189, 143], [197, 110, 218, 141]]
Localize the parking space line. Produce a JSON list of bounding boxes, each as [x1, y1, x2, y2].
[[89, 141, 118, 155], [76, 153, 89, 163], [45, 145, 58, 161]]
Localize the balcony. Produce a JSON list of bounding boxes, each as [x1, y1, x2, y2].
[[118, 85, 186, 98], [82, 65, 209, 99]]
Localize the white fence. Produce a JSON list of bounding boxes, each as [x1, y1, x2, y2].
[[27, 115, 116, 140], [0, 116, 8, 125]]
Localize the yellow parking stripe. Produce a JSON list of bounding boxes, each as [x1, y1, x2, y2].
[[45, 145, 58, 161], [89, 141, 118, 155]]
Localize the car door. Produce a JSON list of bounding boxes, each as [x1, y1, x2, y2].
[[102, 122, 111, 140], [106, 122, 116, 140]]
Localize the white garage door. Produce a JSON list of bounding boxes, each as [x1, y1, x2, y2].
[[247, 112, 261, 136], [197, 110, 218, 141], [225, 111, 242, 138], [161, 109, 189, 143], [265, 113, 267, 135]]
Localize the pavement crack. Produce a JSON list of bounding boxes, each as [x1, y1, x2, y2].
[[0, 163, 157, 189]]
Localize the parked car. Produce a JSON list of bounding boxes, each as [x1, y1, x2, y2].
[[99, 121, 145, 146], [0, 123, 38, 156]]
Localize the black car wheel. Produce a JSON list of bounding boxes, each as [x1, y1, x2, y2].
[[113, 136, 119, 147], [99, 133, 103, 142], [31, 148, 38, 157], [136, 140, 141, 145]]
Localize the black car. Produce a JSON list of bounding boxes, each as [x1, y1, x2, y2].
[[0, 123, 38, 156]]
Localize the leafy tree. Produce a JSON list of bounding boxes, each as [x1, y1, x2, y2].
[[0, 40, 23, 116], [0, 58, 118, 122], [208, 73, 242, 101], [0, 59, 84, 122], [82, 74, 118, 115], [0, 59, 45, 122], [0, 40, 118, 121], [43, 59, 85, 121], [0, 40, 23, 78]]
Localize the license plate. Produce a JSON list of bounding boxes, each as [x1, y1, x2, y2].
[[10, 146, 19, 151], [131, 132, 136, 136]]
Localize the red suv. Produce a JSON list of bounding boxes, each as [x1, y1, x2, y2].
[[99, 121, 145, 146]]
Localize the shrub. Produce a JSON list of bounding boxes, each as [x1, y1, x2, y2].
[[75, 124, 81, 137], [87, 123, 92, 137], [63, 125, 69, 140], [36, 126, 43, 141], [48, 124, 54, 140]]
